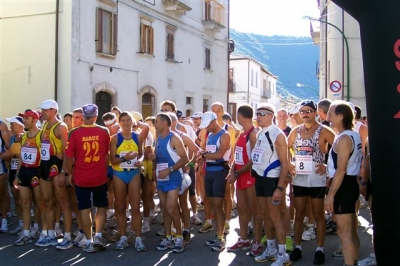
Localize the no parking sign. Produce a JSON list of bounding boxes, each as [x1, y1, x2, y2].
[[329, 80, 342, 98]]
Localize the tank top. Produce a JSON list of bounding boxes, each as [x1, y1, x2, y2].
[[292, 125, 326, 187], [112, 132, 139, 171], [9, 135, 22, 170], [235, 127, 253, 168], [205, 129, 231, 172], [21, 131, 42, 167], [251, 124, 282, 178], [327, 130, 362, 177], [41, 121, 63, 160], [355, 121, 363, 133], [156, 132, 183, 182]]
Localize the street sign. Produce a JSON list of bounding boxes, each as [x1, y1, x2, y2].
[[329, 80, 342, 93]]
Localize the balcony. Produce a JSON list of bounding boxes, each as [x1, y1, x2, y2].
[[162, 0, 192, 16], [202, 0, 226, 31], [311, 30, 320, 45], [262, 89, 271, 99]]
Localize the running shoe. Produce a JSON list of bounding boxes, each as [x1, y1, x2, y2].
[[157, 238, 174, 251], [227, 238, 251, 251], [255, 248, 278, 263], [56, 238, 73, 250], [115, 237, 128, 250], [173, 237, 185, 253], [14, 235, 32, 246], [9, 224, 23, 235], [198, 221, 213, 233], [29, 227, 40, 239], [93, 236, 107, 250], [83, 242, 96, 253], [358, 253, 377, 266], [191, 215, 202, 225], [271, 253, 291, 266], [301, 227, 315, 241], [211, 238, 226, 252], [135, 237, 146, 251]]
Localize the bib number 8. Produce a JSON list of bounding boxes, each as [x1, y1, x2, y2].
[[299, 162, 304, 170]]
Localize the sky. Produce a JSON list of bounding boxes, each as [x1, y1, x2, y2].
[[230, 0, 321, 37]]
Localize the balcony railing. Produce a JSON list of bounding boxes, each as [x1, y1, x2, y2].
[[203, 0, 226, 29]]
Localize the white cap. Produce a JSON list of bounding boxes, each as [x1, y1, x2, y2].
[[347, 102, 357, 115], [288, 103, 301, 114], [5, 116, 24, 127], [191, 112, 203, 119], [199, 111, 217, 129], [40, 99, 59, 110]]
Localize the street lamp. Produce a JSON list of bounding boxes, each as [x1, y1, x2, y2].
[[303, 16, 350, 101], [296, 83, 319, 98]]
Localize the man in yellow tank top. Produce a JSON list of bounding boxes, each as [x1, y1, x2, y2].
[[36, 100, 72, 250]]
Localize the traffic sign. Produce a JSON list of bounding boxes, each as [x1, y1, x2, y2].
[[329, 80, 342, 93]]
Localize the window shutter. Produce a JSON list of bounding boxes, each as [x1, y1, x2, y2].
[[171, 34, 174, 59], [112, 13, 118, 55], [140, 24, 146, 53], [149, 27, 154, 55], [96, 9, 103, 53], [205, 48, 211, 69]]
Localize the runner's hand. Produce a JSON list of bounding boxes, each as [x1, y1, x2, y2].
[[325, 196, 334, 213], [58, 172, 66, 187], [288, 162, 295, 176], [315, 164, 327, 175], [158, 168, 170, 179], [13, 178, 20, 190], [226, 172, 236, 185]]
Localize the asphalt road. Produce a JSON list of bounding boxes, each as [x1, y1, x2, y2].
[[0, 200, 373, 266]]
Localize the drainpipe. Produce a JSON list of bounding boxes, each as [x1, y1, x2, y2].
[[341, 9, 344, 100], [226, 0, 230, 108], [247, 58, 250, 104], [54, 0, 60, 101]]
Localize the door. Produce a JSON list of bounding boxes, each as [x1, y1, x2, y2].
[[95, 91, 112, 125]]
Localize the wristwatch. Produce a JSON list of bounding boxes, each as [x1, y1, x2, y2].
[[275, 186, 284, 192], [360, 180, 368, 186], [121, 156, 127, 162], [169, 166, 174, 173], [234, 172, 240, 178]]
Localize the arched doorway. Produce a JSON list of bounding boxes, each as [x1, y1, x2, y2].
[[142, 93, 154, 119], [95, 91, 112, 125]]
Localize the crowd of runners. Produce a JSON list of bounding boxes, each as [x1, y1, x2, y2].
[[0, 98, 375, 265]]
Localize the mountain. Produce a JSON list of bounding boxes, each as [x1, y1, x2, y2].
[[230, 29, 320, 101]]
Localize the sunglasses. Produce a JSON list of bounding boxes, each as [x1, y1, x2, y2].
[[256, 111, 273, 117], [299, 109, 315, 114], [160, 109, 171, 112]]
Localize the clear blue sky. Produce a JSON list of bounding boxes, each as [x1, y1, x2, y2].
[[230, 0, 320, 37]]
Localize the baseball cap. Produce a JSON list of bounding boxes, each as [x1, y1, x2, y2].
[[288, 103, 301, 114], [131, 111, 143, 122], [18, 109, 40, 120], [347, 102, 357, 115], [300, 100, 317, 111], [5, 116, 24, 127], [82, 104, 99, 118], [191, 112, 203, 119], [199, 111, 217, 129], [176, 109, 183, 119], [40, 100, 59, 110]]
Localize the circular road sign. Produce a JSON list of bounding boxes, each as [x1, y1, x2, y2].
[[330, 80, 342, 93]]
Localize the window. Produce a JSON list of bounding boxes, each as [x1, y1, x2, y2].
[[227, 103, 237, 122], [251, 69, 254, 86], [256, 72, 258, 88], [186, 97, 193, 105], [140, 21, 154, 55], [205, 48, 211, 69], [166, 24, 176, 60], [203, 98, 209, 112], [96, 9, 118, 55]]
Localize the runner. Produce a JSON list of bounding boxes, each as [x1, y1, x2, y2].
[[251, 103, 291, 265], [64, 104, 110, 253], [11, 111, 43, 245], [151, 113, 188, 253], [110, 111, 146, 251]]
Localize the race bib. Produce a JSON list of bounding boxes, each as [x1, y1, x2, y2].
[[251, 147, 264, 165], [41, 143, 50, 161], [11, 158, 18, 170], [206, 145, 216, 153], [156, 163, 169, 181], [119, 151, 138, 169], [235, 147, 244, 165], [295, 155, 313, 174], [21, 147, 38, 165]]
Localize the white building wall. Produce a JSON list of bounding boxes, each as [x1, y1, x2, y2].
[[71, 0, 228, 115], [320, 2, 366, 112], [0, 0, 56, 118]]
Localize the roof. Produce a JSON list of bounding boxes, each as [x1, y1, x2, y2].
[[230, 54, 278, 79]]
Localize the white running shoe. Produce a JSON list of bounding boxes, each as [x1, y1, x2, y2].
[[358, 253, 377, 266], [29, 227, 40, 239], [271, 253, 291, 266], [141, 222, 151, 233], [301, 227, 316, 241], [73, 233, 87, 247]]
